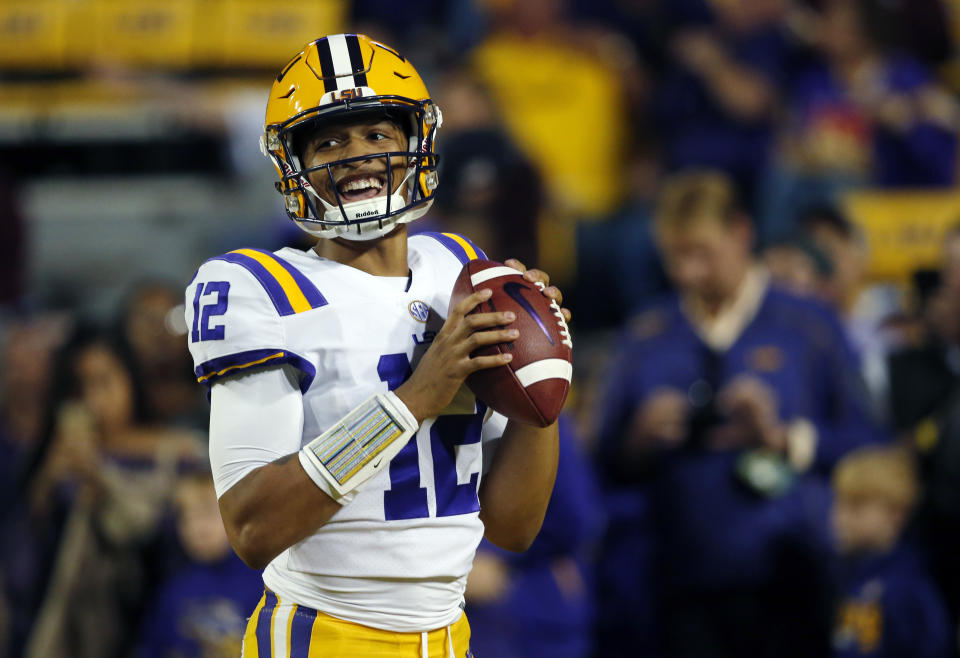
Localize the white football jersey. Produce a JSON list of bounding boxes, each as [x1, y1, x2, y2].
[[184, 232, 507, 632]]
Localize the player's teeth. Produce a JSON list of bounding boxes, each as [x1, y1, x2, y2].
[[339, 177, 383, 192]]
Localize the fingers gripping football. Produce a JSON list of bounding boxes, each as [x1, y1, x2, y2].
[[452, 259, 574, 426], [394, 288, 516, 423], [505, 258, 572, 324]]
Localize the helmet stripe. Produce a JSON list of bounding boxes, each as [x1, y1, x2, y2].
[[345, 34, 368, 88], [326, 34, 355, 91], [314, 38, 338, 93]]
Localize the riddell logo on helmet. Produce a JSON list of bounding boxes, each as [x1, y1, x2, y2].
[[354, 210, 379, 218]]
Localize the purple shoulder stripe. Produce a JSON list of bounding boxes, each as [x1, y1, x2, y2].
[[211, 252, 295, 316], [416, 231, 488, 264], [248, 249, 328, 309], [195, 348, 316, 393]]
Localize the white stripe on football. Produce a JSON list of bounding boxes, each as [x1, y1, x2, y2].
[[469, 266, 522, 287], [514, 359, 573, 387]]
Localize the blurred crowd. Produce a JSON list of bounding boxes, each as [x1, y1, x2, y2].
[[2, 0, 960, 656]]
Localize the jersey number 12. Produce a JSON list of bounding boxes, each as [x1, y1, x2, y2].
[[378, 353, 483, 521]]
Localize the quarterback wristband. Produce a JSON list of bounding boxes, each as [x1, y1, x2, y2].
[[299, 391, 418, 501]]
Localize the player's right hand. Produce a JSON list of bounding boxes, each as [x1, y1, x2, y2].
[[394, 288, 517, 423]]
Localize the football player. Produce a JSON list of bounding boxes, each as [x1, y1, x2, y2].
[[184, 34, 570, 657]]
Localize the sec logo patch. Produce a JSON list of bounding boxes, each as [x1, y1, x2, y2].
[[408, 300, 430, 322]]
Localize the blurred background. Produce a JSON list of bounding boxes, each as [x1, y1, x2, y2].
[[2, 0, 960, 656]]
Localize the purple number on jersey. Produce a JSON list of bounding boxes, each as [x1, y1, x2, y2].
[[377, 353, 483, 520], [191, 281, 230, 342]]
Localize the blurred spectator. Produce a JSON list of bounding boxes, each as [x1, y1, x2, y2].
[[888, 225, 960, 432], [885, 0, 955, 68], [119, 281, 205, 430], [596, 170, 881, 658], [761, 231, 832, 298], [831, 445, 951, 657], [761, 0, 960, 239], [471, 0, 635, 217], [465, 417, 602, 658], [799, 205, 905, 416], [136, 469, 262, 658], [428, 65, 542, 266], [654, 0, 791, 204], [470, 0, 640, 281], [574, 135, 670, 330], [0, 315, 71, 505], [22, 327, 202, 658], [888, 224, 960, 624], [0, 314, 69, 656]]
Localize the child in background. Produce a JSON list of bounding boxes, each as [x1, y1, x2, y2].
[[137, 469, 262, 658], [831, 446, 951, 658]]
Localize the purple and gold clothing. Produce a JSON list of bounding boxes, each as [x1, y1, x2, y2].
[[833, 543, 951, 658], [597, 276, 881, 655]]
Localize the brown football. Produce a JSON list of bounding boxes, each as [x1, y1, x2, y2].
[[450, 259, 573, 427]]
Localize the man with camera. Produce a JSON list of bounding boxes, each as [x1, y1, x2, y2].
[[595, 170, 883, 658]]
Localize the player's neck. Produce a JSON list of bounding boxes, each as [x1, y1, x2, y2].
[[313, 225, 409, 277]]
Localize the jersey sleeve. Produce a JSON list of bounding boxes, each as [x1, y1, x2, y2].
[[208, 365, 305, 498], [184, 255, 315, 391]]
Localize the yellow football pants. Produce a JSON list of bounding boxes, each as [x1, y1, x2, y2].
[[242, 589, 473, 658]]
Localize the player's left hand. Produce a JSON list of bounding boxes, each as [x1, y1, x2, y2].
[[504, 258, 572, 325]]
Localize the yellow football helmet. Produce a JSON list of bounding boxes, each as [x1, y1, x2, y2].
[[262, 34, 442, 241]]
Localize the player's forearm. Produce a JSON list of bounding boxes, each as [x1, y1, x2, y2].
[[218, 453, 341, 569], [478, 420, 559, 552]]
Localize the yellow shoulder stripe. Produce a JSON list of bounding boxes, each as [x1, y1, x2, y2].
[[442, 232, 479, 261], [232, 248, 312, 314]]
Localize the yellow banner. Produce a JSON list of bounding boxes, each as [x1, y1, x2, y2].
[[200, 0, 346, 68], [0, 1, 69, 68], [88, 0, 197, 68], [842, 189, 960, 281], [0, 0, 346, 70]]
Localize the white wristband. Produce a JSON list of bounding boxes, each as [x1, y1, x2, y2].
[[299, 391, 419, 502]]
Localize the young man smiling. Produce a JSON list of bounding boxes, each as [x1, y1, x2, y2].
[[184, 33, 570, 657]]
